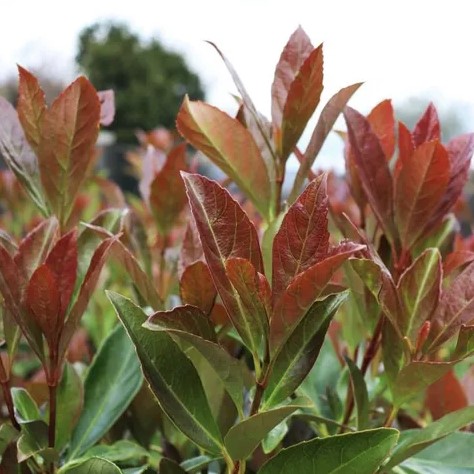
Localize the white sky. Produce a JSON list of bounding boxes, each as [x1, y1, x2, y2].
[[2, 0, 474, 171]]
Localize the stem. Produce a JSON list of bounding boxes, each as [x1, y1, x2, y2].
[[384, 405, 398, 427], [48, 384, 57, 449], [0, 357, 19, 430]]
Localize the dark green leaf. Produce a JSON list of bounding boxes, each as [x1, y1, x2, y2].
[[107, 292, 223, 455], [258, 428, 399, 473], [160, 458, 187, 474], [68, 324, 142, 459], [345, 356, 369, 430], [180, 455, 217, 473]]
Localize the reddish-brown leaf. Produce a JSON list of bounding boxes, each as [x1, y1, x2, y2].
[[394, 122, 415, 179], [271, 26, 314, 127], [17, 66, 46, 155], [44, 230, 78, 317], [343, 106, 395, 240], [280, 44, 324, 161], [97, 90, 115, 126], [412, 103, 441, 147], [270, 242, 364, 353], [26, 264, 61, 346], [177, 97, 271, 219], [444, 251, 474, 275], [38, 77, 100, 226], [272, 175, 329, 300], [289, 83, 362, 202], [426, 261, 474, 351], [427, 133, 474, 229], [179, 219, 204, 277], [395, 141, 450, 250], [149, 144, 188, 236], [180, 261, 216, 314], [182, 173, 264, 352], [367, 100, 395, 159], [14, 217, 58, 280], [426, 370, 468, 420]]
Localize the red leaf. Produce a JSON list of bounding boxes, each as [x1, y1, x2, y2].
[[394, 122, 415, 179], [444, 251, 474, 275], [280, 44, 324, 161], [179, 219, 204, 277], [177, 97, 271, 219], [395, 141, 450, 250], [426, 370, 468, 420], [44, 230, 78, 317], [97, 90, 115, 126], [367, 100, 395, 159], [270, 242, 364, 353], [14, 217, 58, 280], [38, 77, 101, 226], [271, 26, 314, 127], [343, 106, 395, 240], [272, 175, 329, 300], [26, 264, 61, 347], [180, 261, 216, 314], [182, 173, 264, 352], [427, 133, 474, 229], [149, 144, 188, 236], [412, 103, 441, 147], [17, 66, 46, 155]]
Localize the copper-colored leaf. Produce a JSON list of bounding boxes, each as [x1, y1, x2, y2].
[[412, 103, 440, 147], [271, 26, 313, 127], [272, 175, 329, 300], [17, 66, 46, 155], [367, 99, 395, 159], [270, 242, 364, 353], [179, 219, 204, 277], [37, 77, 100, 226], [290, 83, 362, 202], [180, 261, 216, 314], [280, 44, 324, 161], [26, 264, 61, 347], [177, 97, 271, 219], [149, 144, 188, 236], [444, 251, 474, 275], [395, 141, 450, 250], [394, 122, 415, 178], [343, 106, 395, 240], [97, 90, 115, 126], [182, 173, 264, 353], [426, 370, 468, 420]]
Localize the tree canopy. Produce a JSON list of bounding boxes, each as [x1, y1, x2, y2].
[[76, 22, 205, 142]]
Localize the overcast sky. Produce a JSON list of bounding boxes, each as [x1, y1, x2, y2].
[[2, 0, 474, 171]]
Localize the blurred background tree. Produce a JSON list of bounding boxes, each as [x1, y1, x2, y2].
[[76, 22, 205, 143]]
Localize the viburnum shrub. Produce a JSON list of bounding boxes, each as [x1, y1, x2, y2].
[[0, 26, 473, 473]]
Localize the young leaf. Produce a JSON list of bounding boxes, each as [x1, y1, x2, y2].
[[180, 261, 216, 314], [386, 406, 474, 468], [68, 324, 142, 459], [412, 102, 440, 147], [177, 98, 271, 219], [345, 356, 370, 430], [107, 292, 223, 455], [397, 248, 441, 345], [182, 173, 265, 354], [149, 143, 188, 236], [17, 66, 46, 155], [343, 106, 395, 240], [258, 428, 399, 474], [367, 99, 395, 159], [224, 399, 310, 460], [289, 82, 362, 202], [271, 26, 313, 128], [395, 141, 450, 250], [280, 44, 324, 161], [37, 76, 100, 226], [263, 292, 348, 409], [272, 174, 329, 300]]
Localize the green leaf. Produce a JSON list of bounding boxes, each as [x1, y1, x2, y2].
[[160, 458, 187, 474], [258, 428, 399, 473], [107, 292, 223, 455], [345, 356, 369, 430], [180, 455, 218, 473], [58, 457, 122, 473], [83, 440, 148, 464], [386, 406, 474, 468], [56, 363, 83, 451], [263, 293, 348, 409], [11, 387, 40, 422], [0, 423, 18, 457], [224, 398, 310, 460], [68, 324, 142, 459], [261, 420, 288, 454]]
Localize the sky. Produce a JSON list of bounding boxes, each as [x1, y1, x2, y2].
[[2, 0, 474, 171]]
